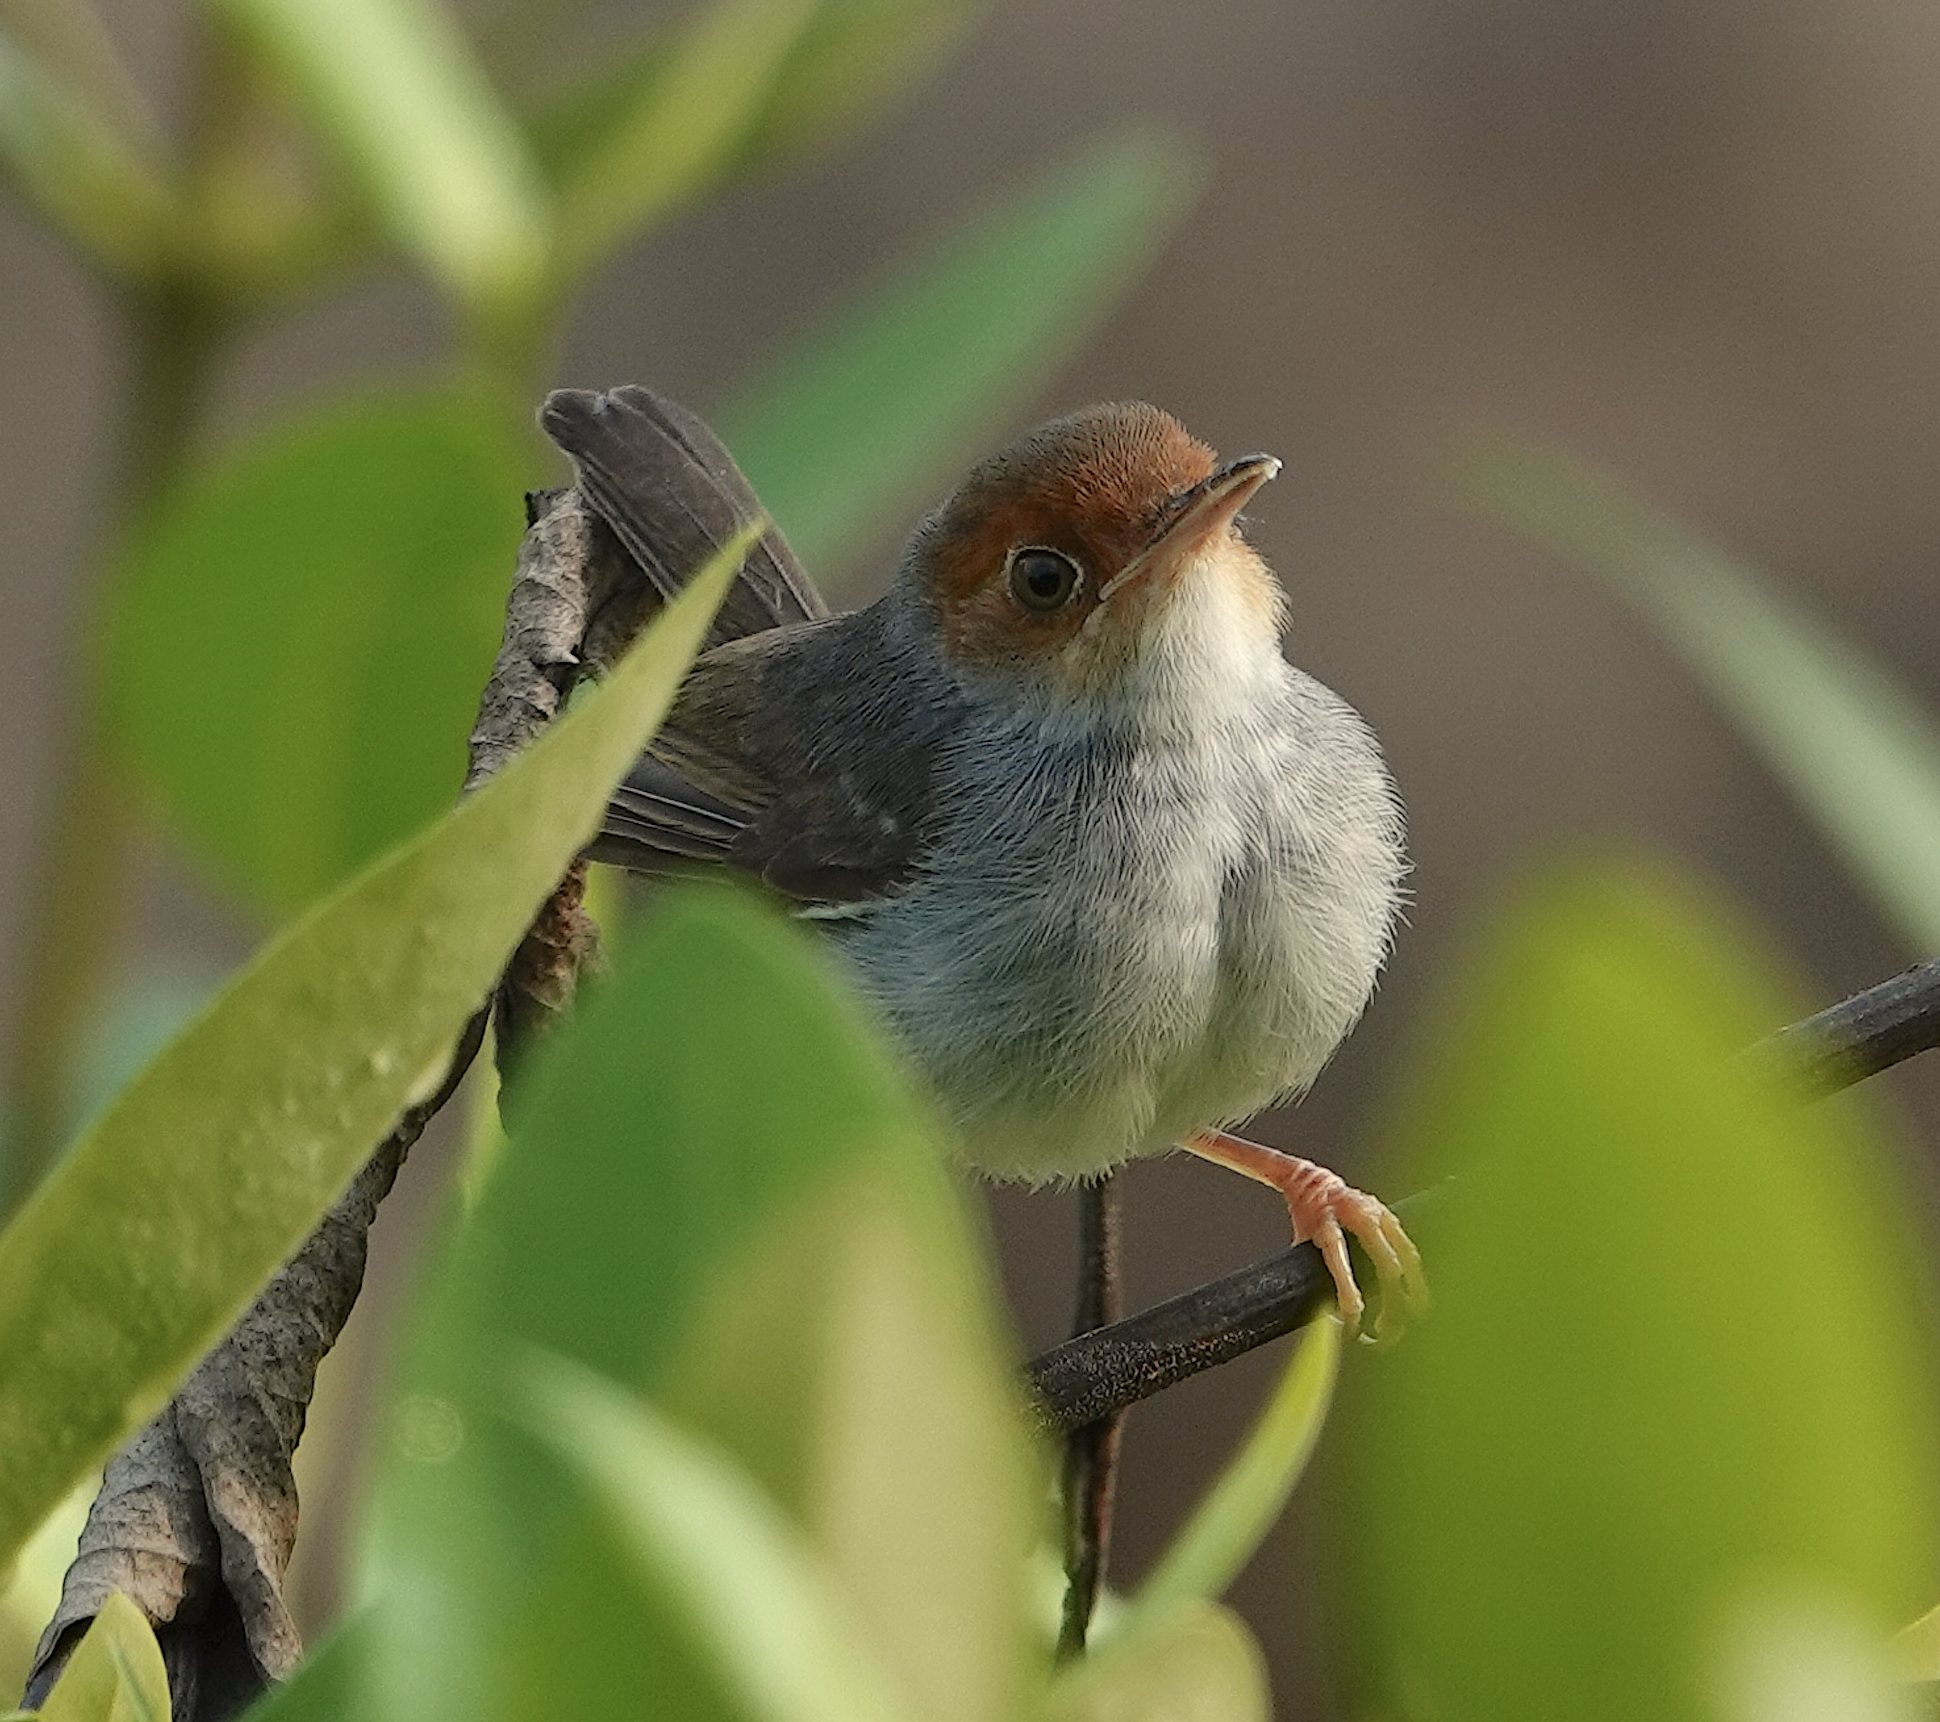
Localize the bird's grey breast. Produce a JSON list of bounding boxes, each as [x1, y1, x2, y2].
[[833, 665, 1404, 1181]]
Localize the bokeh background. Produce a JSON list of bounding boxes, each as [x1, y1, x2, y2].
[[8, 0, 1940, 1712]]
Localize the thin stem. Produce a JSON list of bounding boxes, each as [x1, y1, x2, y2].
[[2, 274, 227, 1217], [1057, 1172, 1124, 1661]]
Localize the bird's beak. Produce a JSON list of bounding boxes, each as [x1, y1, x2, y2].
[[1099, 453, 1281, 604]]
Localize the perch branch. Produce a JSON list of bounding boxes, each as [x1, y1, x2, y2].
[[1023, 954, 1940, 1434]]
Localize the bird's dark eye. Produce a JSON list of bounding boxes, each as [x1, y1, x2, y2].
[[1007, 547, 1083, 613]]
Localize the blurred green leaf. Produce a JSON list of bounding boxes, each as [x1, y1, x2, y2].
[[1041, 1599, 1269, 1722], [513, 1351, 911, 1722], [107, 390, 528, 917], [210, 0, 547, 313], [539, 0, 822, 277], [0, 1484, 93, 1702], [36, 1592, 167, 1722], [1114, 1316, 1338, 1642], [363, 889, 1037, 1722], [0, 0, 153, 128], [527, 0, 972, 230], [718, 130, 1198, 578], [1345, 861, 1940, 1722], [0, 27, 172, 273], [1893, 1599, 1940, 1683], [718, 0, 972, 179], [666, 1175, 1038, 1722], [1716, 1591, 1916, 1722], [1455, 437, 1940, 954], [0, 548, 737, 1570]]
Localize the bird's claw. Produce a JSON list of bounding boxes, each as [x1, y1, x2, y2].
[[1183, 1131, 1427, 1341], [1282, 1160, 1427, 1343]]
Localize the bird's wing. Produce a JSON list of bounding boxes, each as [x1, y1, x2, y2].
[[540, 384, 828, 647], [584, 614, 957, 905]]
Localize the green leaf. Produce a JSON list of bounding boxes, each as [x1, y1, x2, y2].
[[714, 0, 973, 180], [1891, 1600, 1940, 1683], [1041, 1599, 1269, 1722], [0, 543, 739, 1571], [542, 0, 822, 277], [362, 889, 1037, 1722], [1453, 437, 1940, 954], [36, 1593, 168, 1722], [511, 1351, 912, 1722], [107, 390, 529, 916], [1717, 1591, 1917, 1722], [717, 130, 1198, 579], [0, 28, 172, 273], [1114, 1316, 1339, 1640], [664, 1174, 1038, 1722], [1344, 861, 1940, 1722], [527, 0, 972, 231], [209, 0, 547, 314]]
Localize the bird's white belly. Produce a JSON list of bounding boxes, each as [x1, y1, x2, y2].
[[837, 689, 1400, 1182]]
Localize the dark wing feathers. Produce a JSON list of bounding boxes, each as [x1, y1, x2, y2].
[[540, 385, 827, 649], [547, 384, 953, 905]]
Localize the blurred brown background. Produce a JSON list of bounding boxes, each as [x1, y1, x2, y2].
[[8, 0, 1940, 1712]]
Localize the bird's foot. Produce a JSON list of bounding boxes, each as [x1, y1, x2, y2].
[[1183, 1129, 1427, 1341]]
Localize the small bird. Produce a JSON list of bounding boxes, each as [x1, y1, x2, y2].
[[549, 386, 1422, 1332]]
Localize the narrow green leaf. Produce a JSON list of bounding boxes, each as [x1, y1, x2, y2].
[[1345, 862, 1940, 1722], [513, 1351, 912, 1722], [0, 28, 172, 273], [1041, 1599, 1269, 1722], [1115, 1316, 1339, 1640], [546, 0, 821, 276], [717, 130, 1198, 578], [107, 391, 529, 916], [0, 543, 740, 1569], [36, 1593, 168, 1722], [210, 0, 546, 313], [1454, 437, 1940, 954]]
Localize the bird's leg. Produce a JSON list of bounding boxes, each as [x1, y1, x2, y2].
[[1182, 1130, 1426, 1339]]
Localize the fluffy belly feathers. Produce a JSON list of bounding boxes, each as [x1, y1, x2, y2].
[[835, 692, 1402, 1182]]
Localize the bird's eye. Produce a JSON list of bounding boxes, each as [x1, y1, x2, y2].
[[1007, 547, 1083, 613]]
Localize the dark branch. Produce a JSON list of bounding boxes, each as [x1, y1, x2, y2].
[[1759, 958, 1940, 1090], [1024, 953, 1940, 1435], [1057, 1175, 1124, 1658]]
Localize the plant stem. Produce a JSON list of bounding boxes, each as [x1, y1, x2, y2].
[[2, 274, 225, 1218]]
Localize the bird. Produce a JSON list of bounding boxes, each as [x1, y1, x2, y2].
[[547, 385, 1423, 1334]]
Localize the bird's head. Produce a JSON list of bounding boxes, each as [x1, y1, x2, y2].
[[904, 402, 1283, 712]]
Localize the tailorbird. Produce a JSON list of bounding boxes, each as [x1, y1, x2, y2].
[[549, 386, 1422, 1333]]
